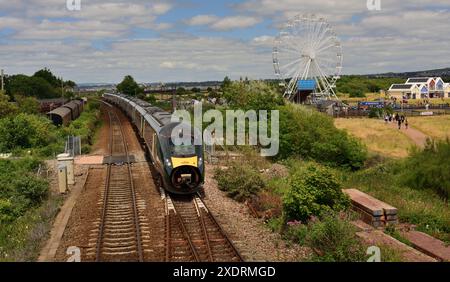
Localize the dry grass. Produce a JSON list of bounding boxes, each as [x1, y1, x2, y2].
[[334, 118, 415, 158], [408, 115, 450, 140]]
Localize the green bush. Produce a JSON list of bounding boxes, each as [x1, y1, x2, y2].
[[214, 163, 265, 202], [278, 104, 367, 170], [0, 158, 49, 224], [0, 113, 58, 153], [402, 139, 450, 199], [283, 163, 350, 222], [223, 80, 285, 111], [306, 213, 365, 262]]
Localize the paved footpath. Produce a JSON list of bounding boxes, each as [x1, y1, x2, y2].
[[388, 121, 428, 147]]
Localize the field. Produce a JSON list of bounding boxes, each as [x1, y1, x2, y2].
[[408, 115, 450, 140], [334, 118, 415, 158]]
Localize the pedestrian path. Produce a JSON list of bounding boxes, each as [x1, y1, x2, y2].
[[388, 122, 428, 148]]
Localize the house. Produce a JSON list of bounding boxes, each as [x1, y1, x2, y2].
[[445, 83, 450, 98], [389, 77, 448, 100], [388, 84, 420, 100]]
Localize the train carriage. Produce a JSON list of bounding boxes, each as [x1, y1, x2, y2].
[[103, 93, 204, 195]]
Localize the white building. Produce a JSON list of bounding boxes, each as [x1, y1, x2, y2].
[[389, 77, 448, 100]]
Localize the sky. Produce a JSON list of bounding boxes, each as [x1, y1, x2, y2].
[[0, 0, 449, 83]]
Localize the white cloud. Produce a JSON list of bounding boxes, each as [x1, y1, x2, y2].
[[211, 16, 262, 30], [186, 15, 261, 31], [185, 15, 219, 26]]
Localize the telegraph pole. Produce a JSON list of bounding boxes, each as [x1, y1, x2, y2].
[[1, 69, 4, 92]]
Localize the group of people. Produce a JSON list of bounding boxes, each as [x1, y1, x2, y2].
[[384, 113, 409, 130]]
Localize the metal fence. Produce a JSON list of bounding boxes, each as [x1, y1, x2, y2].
[[65, 135, 82, 157]]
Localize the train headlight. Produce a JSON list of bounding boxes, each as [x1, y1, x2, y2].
[[165, 158, 172, 167]]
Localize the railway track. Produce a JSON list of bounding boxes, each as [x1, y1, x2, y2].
[[94, 108, 144, 262], [164, 191, 243, 262], [87, 102, 242, 262]]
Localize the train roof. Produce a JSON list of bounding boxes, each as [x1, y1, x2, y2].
[[47, 107, 71, 117], [62, 101, 78, 110], [106, 93, 173, 129]]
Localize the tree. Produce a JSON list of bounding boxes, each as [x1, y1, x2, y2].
[[176, 87, 187, 95], [222, 76, 232, 90], [144, 94, 157, 104], [33, 68, 62, 88], [15, 95, 40, 115], [64, 80, 77, 89], [222, 80, 284, 111], [0, 93, 19, 119], [117, 75, 142, 96], [9, 74, 58, 99]]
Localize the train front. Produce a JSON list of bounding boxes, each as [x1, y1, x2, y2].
[[159, 123, 204, 194]]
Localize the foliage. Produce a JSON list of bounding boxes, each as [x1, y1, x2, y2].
[[368, 107, 382, 118], [305, 213, 366, 262], [345, 161, 450, 243], [278, 104, 367, 170], [401, 139, 450, 199], [214, 163, 265, 202], [15, 95, 40, 115], [222, 80, 285, 111], [62, 100, 101, 151], [8, 74, 58, 99], [0, 93, 19, 118], [0, 190, 62, 261], [282, 163, 350, 222], [336, 76, 404, 96], [176, 87, 187, 95], [144, 94, 157, 104], [33, 68, 62, 88], [0, 113, 58, 153], [0, 158, 49, 225], [117, 75, 143, 96]]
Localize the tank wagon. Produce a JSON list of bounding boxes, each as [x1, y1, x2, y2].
[[103, 93, 204, 195]]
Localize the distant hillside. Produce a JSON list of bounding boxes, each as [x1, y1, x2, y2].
[[364, 67, 450, 79]]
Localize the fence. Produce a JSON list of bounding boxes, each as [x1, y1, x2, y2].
[[65, 136, 82, 157]]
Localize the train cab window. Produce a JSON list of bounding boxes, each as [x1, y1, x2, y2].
[[169, 139, 196, 157]]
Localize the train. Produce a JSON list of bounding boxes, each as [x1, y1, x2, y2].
[[47, 99, 84, 126], [103, 93, 205, 195]]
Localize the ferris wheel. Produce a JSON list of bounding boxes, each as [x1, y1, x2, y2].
[[273, 14, 343, 103]]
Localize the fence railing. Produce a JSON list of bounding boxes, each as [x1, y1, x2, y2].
[[65, 136, 82, 157]]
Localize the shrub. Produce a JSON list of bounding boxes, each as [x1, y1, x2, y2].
[[402, 139, 450, 199], [0, 113, 58, 153], [0, 158, 49, 223], [306, 213, 365, 262], [214, 163, 265, 202], [283, 163, 350, 222], [223, 80, 285, 112], [0, 199, 17, 224], [278, 104, 367, 170], [284, 222, 309, 245]]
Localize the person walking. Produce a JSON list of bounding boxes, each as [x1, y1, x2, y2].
[[384, 115, 388, 124], [398, 118, 401, 130], [405, 118, 409, 130]]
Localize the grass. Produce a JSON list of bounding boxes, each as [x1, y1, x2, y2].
[[408, 115, 450, 140], [0, 193, 63, 261], [334, 118, 415, 158], [344, 165, 450, 243]]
